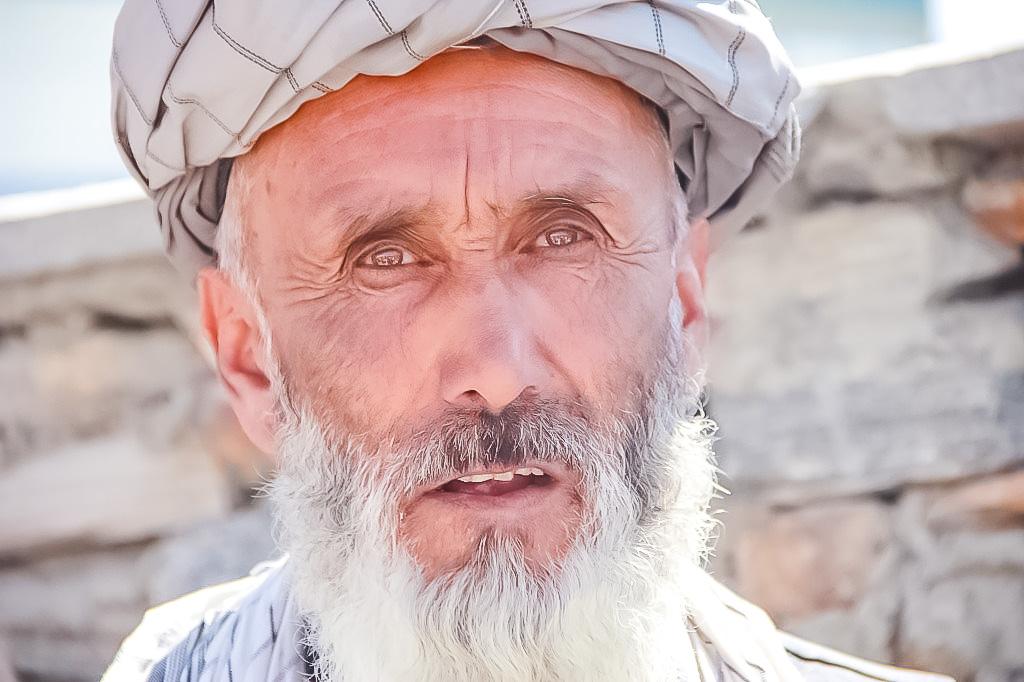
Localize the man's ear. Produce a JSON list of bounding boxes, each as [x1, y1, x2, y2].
[[674, 216, 710, 361], [196, 267, 278, 454]]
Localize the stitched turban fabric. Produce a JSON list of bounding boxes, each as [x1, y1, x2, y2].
[[110, 0, 801, 279]]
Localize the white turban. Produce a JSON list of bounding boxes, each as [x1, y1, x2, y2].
[[110, 0, 801, 280]]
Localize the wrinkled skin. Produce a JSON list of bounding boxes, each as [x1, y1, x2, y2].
[[198, 46, 709, 579]]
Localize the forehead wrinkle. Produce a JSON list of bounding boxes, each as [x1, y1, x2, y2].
[[297, 115, 618, 169], [350, 83, 637, 132], [309, 177, 429, 209], [319, 95, 652, 157], [274, 70, 662, 161], [302, 150, 626, 229]]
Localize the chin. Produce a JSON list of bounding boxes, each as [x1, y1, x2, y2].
[[399, 460, 586, 578]]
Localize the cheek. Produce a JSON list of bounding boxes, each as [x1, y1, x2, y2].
[[524, 260, 673, 407], [279, 293, 429, 435]]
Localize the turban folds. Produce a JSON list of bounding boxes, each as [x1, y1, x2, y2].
[[110, 0, 801, 279]]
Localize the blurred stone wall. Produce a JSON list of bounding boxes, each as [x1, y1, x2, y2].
[[0, 43, 1021, 682], [707, 44, 1024, 682], [0, 192, 278, 681]]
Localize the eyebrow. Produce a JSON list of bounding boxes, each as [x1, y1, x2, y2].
[[519, 171, 620, 208]]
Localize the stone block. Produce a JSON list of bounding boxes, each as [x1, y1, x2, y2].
[[836, 47, 1024, 141], [797, 130, 961, 200], [922, 469, 1024, 530], [0, 507, 276, 682], [707, 201, 1024, 501], [964, 178, 1024, 248], [892, 491, 1024, 682], [711, 499, 894, 622], [0, 263, 212, 469], [782, 602, 898, 666], [0, 256, 191, 328], [899, 564, 1024, 682], [2, 327, 205, 444], [0, 433, 233, 557], [0, 546, 150, 682], [791, 45, 1024, 202], [141, 503, 277, 604], [0, 639, 15, 682]]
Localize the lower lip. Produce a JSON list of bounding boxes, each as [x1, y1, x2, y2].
[[422, 475, 558, 509]]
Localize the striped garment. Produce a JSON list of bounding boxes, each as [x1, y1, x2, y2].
[[101, 557, 954, 682]]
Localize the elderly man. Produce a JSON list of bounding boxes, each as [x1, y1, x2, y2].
[[103, 2, 950, 681]]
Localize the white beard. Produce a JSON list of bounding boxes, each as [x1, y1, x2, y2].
[[264, 294, 720, 682]]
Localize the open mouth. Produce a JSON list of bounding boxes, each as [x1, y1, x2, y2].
[[439, 465, 554, 496], [410, 462, 570, 510]]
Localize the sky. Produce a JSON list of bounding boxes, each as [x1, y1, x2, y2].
[[0, 0, 127, 195]]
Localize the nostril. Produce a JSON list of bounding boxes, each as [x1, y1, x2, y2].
[[453, 389, 488, 409]]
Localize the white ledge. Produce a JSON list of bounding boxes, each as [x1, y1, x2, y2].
[[800, 39, 1024, 89], [0, 178, 145, 222], [0, 179, 162, 280]]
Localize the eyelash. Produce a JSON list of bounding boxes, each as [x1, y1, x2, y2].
[[355, 225, 593, 270]]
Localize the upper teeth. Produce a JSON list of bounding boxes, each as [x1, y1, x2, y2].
[[457, 467, 545, 483]]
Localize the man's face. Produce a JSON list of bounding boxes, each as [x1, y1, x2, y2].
[[201, 45, 714, 680], [205, 46, 703, 581]]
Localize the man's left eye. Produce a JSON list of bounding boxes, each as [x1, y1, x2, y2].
[[358, 245, 417, 268], [535, 226, 590, 248]]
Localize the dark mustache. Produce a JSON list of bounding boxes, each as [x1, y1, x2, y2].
[[416, 390, 661, 519], [424, 394, 593, 474]]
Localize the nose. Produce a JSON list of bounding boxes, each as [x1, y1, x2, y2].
[[439, 279, 546, 414]]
